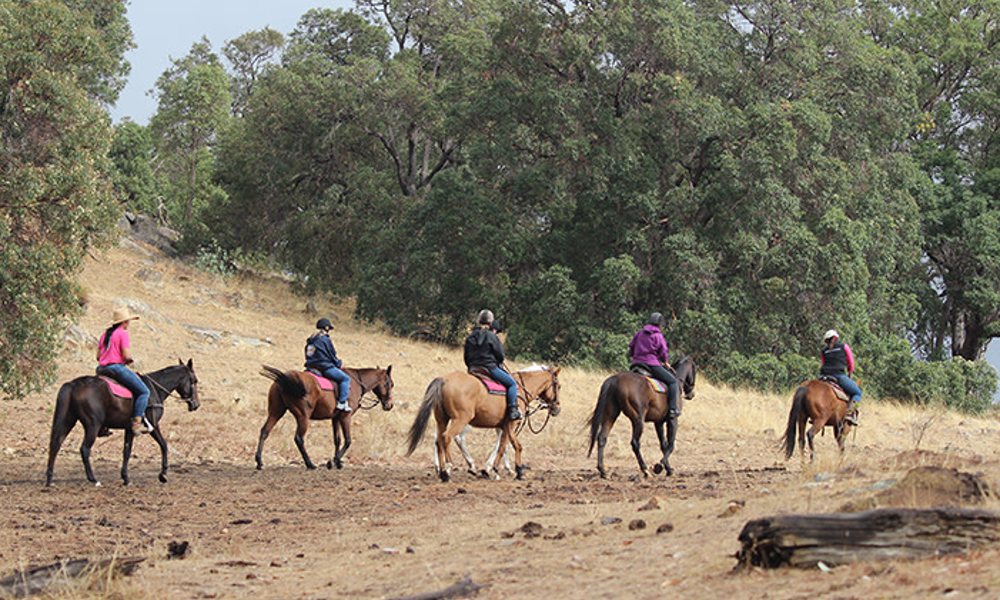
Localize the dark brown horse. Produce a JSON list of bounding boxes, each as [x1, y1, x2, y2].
[[256, 365, 394, 470], [587, 357, 696, 478], [783, 379, 852, 461], [406, 366, 561, 482], [46, 359, 200, 486]]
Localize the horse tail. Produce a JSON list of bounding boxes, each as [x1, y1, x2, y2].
[[588, 377, 616, 457], [260, 365, 306, 401], [783, 385, 808, 459], [406, 378, 443, 456], [48, 383, 74, 453]]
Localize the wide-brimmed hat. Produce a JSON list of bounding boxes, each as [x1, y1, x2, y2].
[[111, 307, 140, 325]]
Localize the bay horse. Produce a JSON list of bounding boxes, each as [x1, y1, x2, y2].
[[783, 379, 852, 461], [255, 365, 394, 470], [46, 359, 200, 486], [587, 357, 696, 478], [406, 366, 561, 482]]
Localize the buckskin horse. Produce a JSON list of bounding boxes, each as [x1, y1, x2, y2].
[[256, 365, 394, 470], [407, 366, 561, 482], [783, 379, 852, 461], [587, 357, 696, 478], [46, 359, 200, 486]]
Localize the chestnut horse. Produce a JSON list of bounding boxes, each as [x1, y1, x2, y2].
[[783, 379, 852, 461], [406, 366, 561, 482], [587, 357, 696, 478], [46, 359, 200, 486], [256, 365, 394, 470]]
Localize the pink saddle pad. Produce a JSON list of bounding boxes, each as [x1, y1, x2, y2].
[[307, 371, 335, 392], [474, 375, 507, 395], [99, 376, 133, 399]]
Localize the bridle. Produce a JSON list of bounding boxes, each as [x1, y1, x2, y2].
[[514, 368, 560, 434]]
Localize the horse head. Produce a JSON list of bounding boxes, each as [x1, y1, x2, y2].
[[371, 365, 394, 411], [177, 358, 200, 411], [676, 357, 696, 400], [524, 366, 561, 417]]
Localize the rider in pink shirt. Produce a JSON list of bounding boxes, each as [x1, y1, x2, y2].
[[97, 308, 150, 435]]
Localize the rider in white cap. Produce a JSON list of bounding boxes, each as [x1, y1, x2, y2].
[[820, 329, 862, 425]]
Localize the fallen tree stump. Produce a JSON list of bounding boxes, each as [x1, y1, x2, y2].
[[0, 557, 144, 598], [736, 508, 1000, 569]]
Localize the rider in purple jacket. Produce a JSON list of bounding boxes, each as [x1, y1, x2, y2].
[[629, 312, 680, 418]]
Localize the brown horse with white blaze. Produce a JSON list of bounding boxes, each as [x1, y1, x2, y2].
[[256, 365, 394, 470], [406, 366, 561, 482], [783, 379, 852, 461]]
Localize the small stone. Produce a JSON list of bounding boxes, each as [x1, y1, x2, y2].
[[246, 573, 257, 580], [544, 531, 566, 540], [369, 543, 380, 550], [656, 523, 674, 534], [628, 519, 647, 531], [406, 546, 416, 554], [270, 560, 284, 567], [638, 497, 662, 511], [521, 521, 544, 538], [382, 547, 399, 555], [600, 517, 622, 526], [456, 487, 467, 494]]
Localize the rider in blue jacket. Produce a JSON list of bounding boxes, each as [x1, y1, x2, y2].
[[305, 318, 351, 412]]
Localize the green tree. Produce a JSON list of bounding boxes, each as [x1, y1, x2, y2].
[[222, 27, 284, 115], [149, 39, 232, 238], [109, 119, 160, 215], [0, 0, 131, 398]]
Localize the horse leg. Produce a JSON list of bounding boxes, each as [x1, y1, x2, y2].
[[437, 418, 468, 483], [150, 425, 169, 483], [483, 428, 513, 477], [46, 415, 77, 487], [454, 426, 478, 475], [121, 429, 135, 486], [596, 405, 620, 479], [507, 426, 525, 480], [652, 418, 677, 476], [254, 396, 287, 470], [629, 416, 650, 477], [79, 423, 100, 486], [328, 418, 340, 469], [292, 412, 316, 470], [333, 416, 352, 469], [807, 419, 824, 463]]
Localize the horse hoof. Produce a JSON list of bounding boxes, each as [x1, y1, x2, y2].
[[335, 459, 343, 470], [642, 469, 651, 478], [439, 471, 450, 483], [515, 466, 525, 480], [306, 464, 317, 471], [652, 463, 663, 475], [599, 470, 608, 480], [159, 474, 167, 484], [665, 467, 674, 477], [256, 464, 263, 471], [94, 481, 102, 488], [326, 460, 334, 470], [479, 470, 490, 480]]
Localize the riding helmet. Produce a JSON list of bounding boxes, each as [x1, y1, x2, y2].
[[477, 309, 494, 325], [316, 317, 333, 331], [649, 312, 665, 327]]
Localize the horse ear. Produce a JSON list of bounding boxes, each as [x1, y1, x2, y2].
[[387, 365, 392, 375], [186, 358, 193, 369], [552, 367, 561, 376], [178, 358, 183, 365]]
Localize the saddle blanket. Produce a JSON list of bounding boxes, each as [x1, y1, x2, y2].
[[99, 376, 133, 399], [818, 377, 850, 402], [473, 375, 507, 395], [306, 371, 336, 393], [644, 377, 666, 394]]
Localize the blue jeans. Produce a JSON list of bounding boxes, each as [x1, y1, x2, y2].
[[488, 367, 519, 408], [832, 374, 862, 403], [321, 367, 351, 404], [104, 363, 150, 418]]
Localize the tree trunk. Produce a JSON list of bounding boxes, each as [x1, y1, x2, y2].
[[736, 508, 1000, 569]]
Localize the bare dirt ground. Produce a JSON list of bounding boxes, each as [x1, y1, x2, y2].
[[3, 235, 1000, 599]]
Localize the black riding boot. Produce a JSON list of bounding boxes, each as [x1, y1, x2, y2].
[[845, 401, 859, 426], [667, 390, 681, 418], [507, 401, 522, 421]]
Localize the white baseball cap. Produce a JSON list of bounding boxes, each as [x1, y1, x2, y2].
[[824, 329, 839, 341]]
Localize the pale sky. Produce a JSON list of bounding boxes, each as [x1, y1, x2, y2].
[[111, 0, 352, 123]]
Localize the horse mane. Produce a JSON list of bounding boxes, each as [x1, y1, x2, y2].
[[519, 364, 549, 372]]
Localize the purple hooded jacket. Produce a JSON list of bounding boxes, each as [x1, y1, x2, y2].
[[629, 324, 669, 366]]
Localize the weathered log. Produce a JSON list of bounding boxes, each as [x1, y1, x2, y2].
[[736, 508, 1000, 569], [0, 557, 144, 598], [388, 575, 488, 600]]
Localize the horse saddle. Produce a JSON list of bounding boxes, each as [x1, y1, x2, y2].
[[468, 367, 507, 395], [818, 376, 850, 402], [304, 369, 338, 395], [629, 364, 667, 394]]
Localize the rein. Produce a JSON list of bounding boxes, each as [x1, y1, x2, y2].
[[514, 369, 558, 434], [350, 371, 385, 411], [140, 367, 194, 406]]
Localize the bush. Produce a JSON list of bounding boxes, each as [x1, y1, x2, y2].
[[710, 352, 814, 393]]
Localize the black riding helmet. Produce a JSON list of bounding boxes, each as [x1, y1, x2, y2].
[[316, 317, 333, 331]]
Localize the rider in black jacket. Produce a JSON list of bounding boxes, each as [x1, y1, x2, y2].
[[464, 310, 521, 421]]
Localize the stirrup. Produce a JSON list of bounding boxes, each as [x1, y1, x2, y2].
[[507, 406, 522, 421]]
